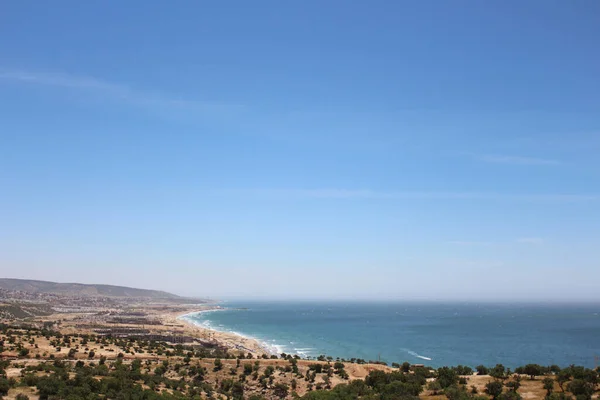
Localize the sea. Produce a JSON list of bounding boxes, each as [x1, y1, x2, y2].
[[182, 301, 600, 369]]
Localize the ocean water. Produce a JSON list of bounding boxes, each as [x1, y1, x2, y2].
[[183, 301, 600, 369]]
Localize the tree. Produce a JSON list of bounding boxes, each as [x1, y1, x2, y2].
[[214, 358, 223, 372], [454, 365, 473, 376], [437, 367, 459, 389], [427, 380, 442, 395], [476, 365, 489, 375], [36, 376, 65, 400], [566, 379, 594, 400], [0, 377, 10, 396], [490, 364, 507, 380], [485, 381, 504, 400], [273, 383, 289, 399], [547, 393, 574, 400], [543, 377, 555, 397], [379, 380, 422, 398], [231, 381, 244, 400], [506, 380, 521, 393], [444, 385, 471, 400], [523, 364, 543, 380], [402, 362, 411, 373], [498, 391, 522, 400], [549, 365, 562, 374], [557, 370, 571, 392]]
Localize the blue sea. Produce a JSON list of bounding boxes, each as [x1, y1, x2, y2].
[[182, 301, 600, 369]]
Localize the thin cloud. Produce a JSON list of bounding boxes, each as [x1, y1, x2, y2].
[[442, 258, 505, 268], [449, 238, 546, 246], [506, 134, 600, 153], [210, 188, 599, 203], [476, 154, 560, 165], [0, 68, 242, 115], [517, 237, 544, 245], [447, 241, 495, 246]]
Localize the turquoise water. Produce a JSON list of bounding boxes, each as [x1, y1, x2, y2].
[[183, 301, 600, 368]]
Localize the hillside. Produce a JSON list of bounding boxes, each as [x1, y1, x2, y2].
[[0, 278, 180, 299]]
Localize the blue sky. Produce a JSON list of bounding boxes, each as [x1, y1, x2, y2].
[[1, 1, 599, 300]]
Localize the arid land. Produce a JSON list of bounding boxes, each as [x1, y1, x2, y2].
[[0, 279, 597, 400]]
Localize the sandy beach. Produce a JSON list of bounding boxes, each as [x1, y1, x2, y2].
[[161, 307, 272, 357]]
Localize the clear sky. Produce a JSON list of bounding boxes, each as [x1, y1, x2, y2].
[[1, 1, 599, 301]]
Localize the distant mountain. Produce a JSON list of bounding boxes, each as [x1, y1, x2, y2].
[[0, 278, 180, 299]]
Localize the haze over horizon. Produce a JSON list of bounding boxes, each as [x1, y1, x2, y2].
[[1, 1, 599, 301]]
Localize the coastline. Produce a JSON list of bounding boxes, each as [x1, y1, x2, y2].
[[167, 306, 272, 357]]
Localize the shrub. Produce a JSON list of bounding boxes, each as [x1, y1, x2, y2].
[[437, 366, 459, 388], [273, 383, 289, 399], [485, 381, 504, 400], [0, 377, 10, 395]]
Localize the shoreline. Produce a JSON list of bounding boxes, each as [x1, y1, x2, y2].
[[170, 306, 273, 357]]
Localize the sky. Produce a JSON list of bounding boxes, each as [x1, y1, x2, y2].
[[1, 1, 599, 301]]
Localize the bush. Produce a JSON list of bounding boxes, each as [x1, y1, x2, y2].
[[427, 380, 442, 395], [476, 365, 489, 375], [567, 379, 594, 400], [0, 377, 10, 395], [490, 364, 507, 380], [522, 364, 543, 380], [543, 377, 555, 396], [273, 383, 289, 399], [454, 365, 473, 376], [437, 367, 459, 388], [485, 381, 504, 400], [402, 362, 411, 373]]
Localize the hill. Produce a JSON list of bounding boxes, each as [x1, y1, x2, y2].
[[0, 278, 180, 299]]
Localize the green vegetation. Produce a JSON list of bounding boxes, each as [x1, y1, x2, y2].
[[485, 381, 504, 400], [1, 324, 600, 400]]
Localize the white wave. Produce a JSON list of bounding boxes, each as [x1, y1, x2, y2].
[[292, 347, 315, 358], [180, 315, 213, 330], [179, 307, 297, 358], [273, 344, 286, 354], [406, 349, 432, 361], [178, 308, 226, 319], [179, 310, 267, 349]]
